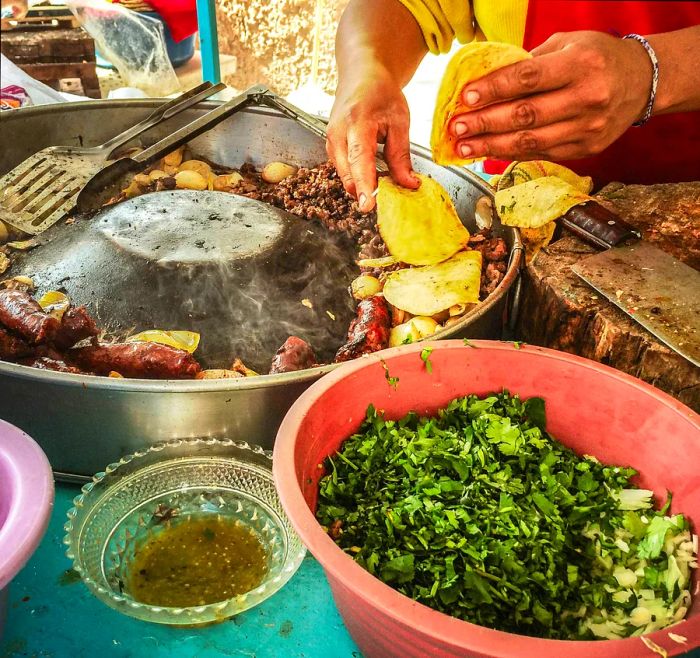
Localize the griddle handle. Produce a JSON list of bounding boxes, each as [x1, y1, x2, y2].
[[560, 202, 641, 249]]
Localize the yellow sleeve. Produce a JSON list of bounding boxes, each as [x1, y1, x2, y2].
[[397, 0, 528, 55]]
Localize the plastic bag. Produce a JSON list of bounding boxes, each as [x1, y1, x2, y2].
[[0, 53, 86, 108], [66, 0, 180, 97]]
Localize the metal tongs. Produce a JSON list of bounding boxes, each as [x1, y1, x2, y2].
[[76, 85, 391, 214], [0, 81, 225, 235]]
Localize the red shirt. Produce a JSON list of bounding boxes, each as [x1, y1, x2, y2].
[[486, 0, 700, 185]]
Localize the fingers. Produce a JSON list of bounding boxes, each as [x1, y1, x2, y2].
[[453, 120, 596, 162], [327, 133, 357, 199], [450, 88, 578, 139], [460, 51, 572, 109], [383, 122, 420, 192], [346, 123, 379, 212]]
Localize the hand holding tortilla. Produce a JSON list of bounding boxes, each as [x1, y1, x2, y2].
[[445, 31, 657, 162]]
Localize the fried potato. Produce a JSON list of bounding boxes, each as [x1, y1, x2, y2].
[[351, 275, 382, 300], [196, 369, 244, 379], [175, 170, 208, 191], [383, 250, 482, 316], [262, 162, 298, 184], [377, 174, 470, 266], [431, 42, 531, 165], [179, 160, 213, 179], [495, 177, 591, 229]]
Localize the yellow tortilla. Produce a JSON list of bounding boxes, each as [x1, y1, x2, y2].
[[431, 42, 532, 165], [521, 222, 556, 264], [377, 174, 470, 265], [497, 161, 593, 195], [495, 177, 592, 229], [383, 250, 482, 316]]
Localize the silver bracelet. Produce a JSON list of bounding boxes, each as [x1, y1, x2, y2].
[[622, 33, 659, 127]]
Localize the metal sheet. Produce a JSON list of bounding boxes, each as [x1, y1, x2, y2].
[[0, 99, 522, 479], [572, 241, 700, 367]]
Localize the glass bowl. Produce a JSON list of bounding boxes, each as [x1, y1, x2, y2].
[[63, 438, 305, 625]]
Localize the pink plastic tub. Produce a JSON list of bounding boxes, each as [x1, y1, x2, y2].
[[0, 419, 54, 639], [274, 340, 700, 658]]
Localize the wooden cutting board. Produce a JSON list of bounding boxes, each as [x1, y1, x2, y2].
[[516, 181, 700, 412]]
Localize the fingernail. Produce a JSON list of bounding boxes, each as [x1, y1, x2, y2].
[[466, 90, 480, 106], [459, 144, 473, 158], [454, 121, 467, 136], [359, 193, 368, 209]]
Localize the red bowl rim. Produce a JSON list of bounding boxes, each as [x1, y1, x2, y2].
[[273, 340, 700, 658]]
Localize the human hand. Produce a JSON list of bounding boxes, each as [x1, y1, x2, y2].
[[327, 65, 419, 212], [448, 31, 653, 162]]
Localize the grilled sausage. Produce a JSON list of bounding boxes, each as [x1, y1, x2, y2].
[[53, 305, 99, 350], [269, 336, 317, 374], [0, 326, 33, 360], [19, 355, 86, 374], [69, 342, 201, 379], [334, 295, 390, 362], [0, 289, 59, 344]]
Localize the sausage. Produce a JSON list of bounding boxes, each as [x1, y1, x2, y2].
[[69, 342, 201, 379], [334, 295, 390, 363], [0, 289, 59, 344], [53, 305, 99, 350], [269, 336, 317, 374], [0, 326, 33, 360], [19, 355, 86, 375]]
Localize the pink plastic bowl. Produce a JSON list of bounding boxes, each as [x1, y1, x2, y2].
[[274, 340, 700, 658], [0, 419, 54, 637]]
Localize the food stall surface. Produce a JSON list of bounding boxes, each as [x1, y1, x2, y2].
[[2, 485, 360, 658], [5, 487, 700, 658]]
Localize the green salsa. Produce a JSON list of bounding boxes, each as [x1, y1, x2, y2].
[[127, 515, 269, 607]]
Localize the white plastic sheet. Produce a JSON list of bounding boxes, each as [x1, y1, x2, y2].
[[0, 53, 86, 106], [66, 0, 180, 97]]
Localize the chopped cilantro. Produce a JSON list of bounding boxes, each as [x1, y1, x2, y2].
[[380, 359, 399, 389], [420, 347, 433, 373], [316, 392, 694, 641]]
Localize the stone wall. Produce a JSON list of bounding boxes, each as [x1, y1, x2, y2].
[[216, 0, 349, 96]]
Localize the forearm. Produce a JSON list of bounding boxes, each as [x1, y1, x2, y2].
[[648, 25, 700, 114], [336, 0, 428, 89]]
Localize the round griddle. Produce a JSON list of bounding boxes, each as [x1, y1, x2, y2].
[[12, 191, 359, 370]]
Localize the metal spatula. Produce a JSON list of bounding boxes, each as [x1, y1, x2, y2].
[[0, 81, 226, 236]]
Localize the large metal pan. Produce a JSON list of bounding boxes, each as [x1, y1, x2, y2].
[[0, 99, 523, 480]]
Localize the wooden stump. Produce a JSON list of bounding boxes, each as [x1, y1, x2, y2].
[[517, 182, 700, 412]]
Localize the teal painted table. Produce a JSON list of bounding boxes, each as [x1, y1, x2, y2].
[[4, 486, 699, 658], [1, 486, 360, 658]]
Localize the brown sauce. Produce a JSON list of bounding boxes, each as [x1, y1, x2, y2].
[[126, 515, 269, 607]]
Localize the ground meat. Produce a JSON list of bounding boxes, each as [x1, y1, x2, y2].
[[334, 296, 391, 362], [0, 289, 60, 344], [481, 261, 508, 297], [469, 229, 509, 296], [269, 336, 317, 374], [231, 161, 387, 259]]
